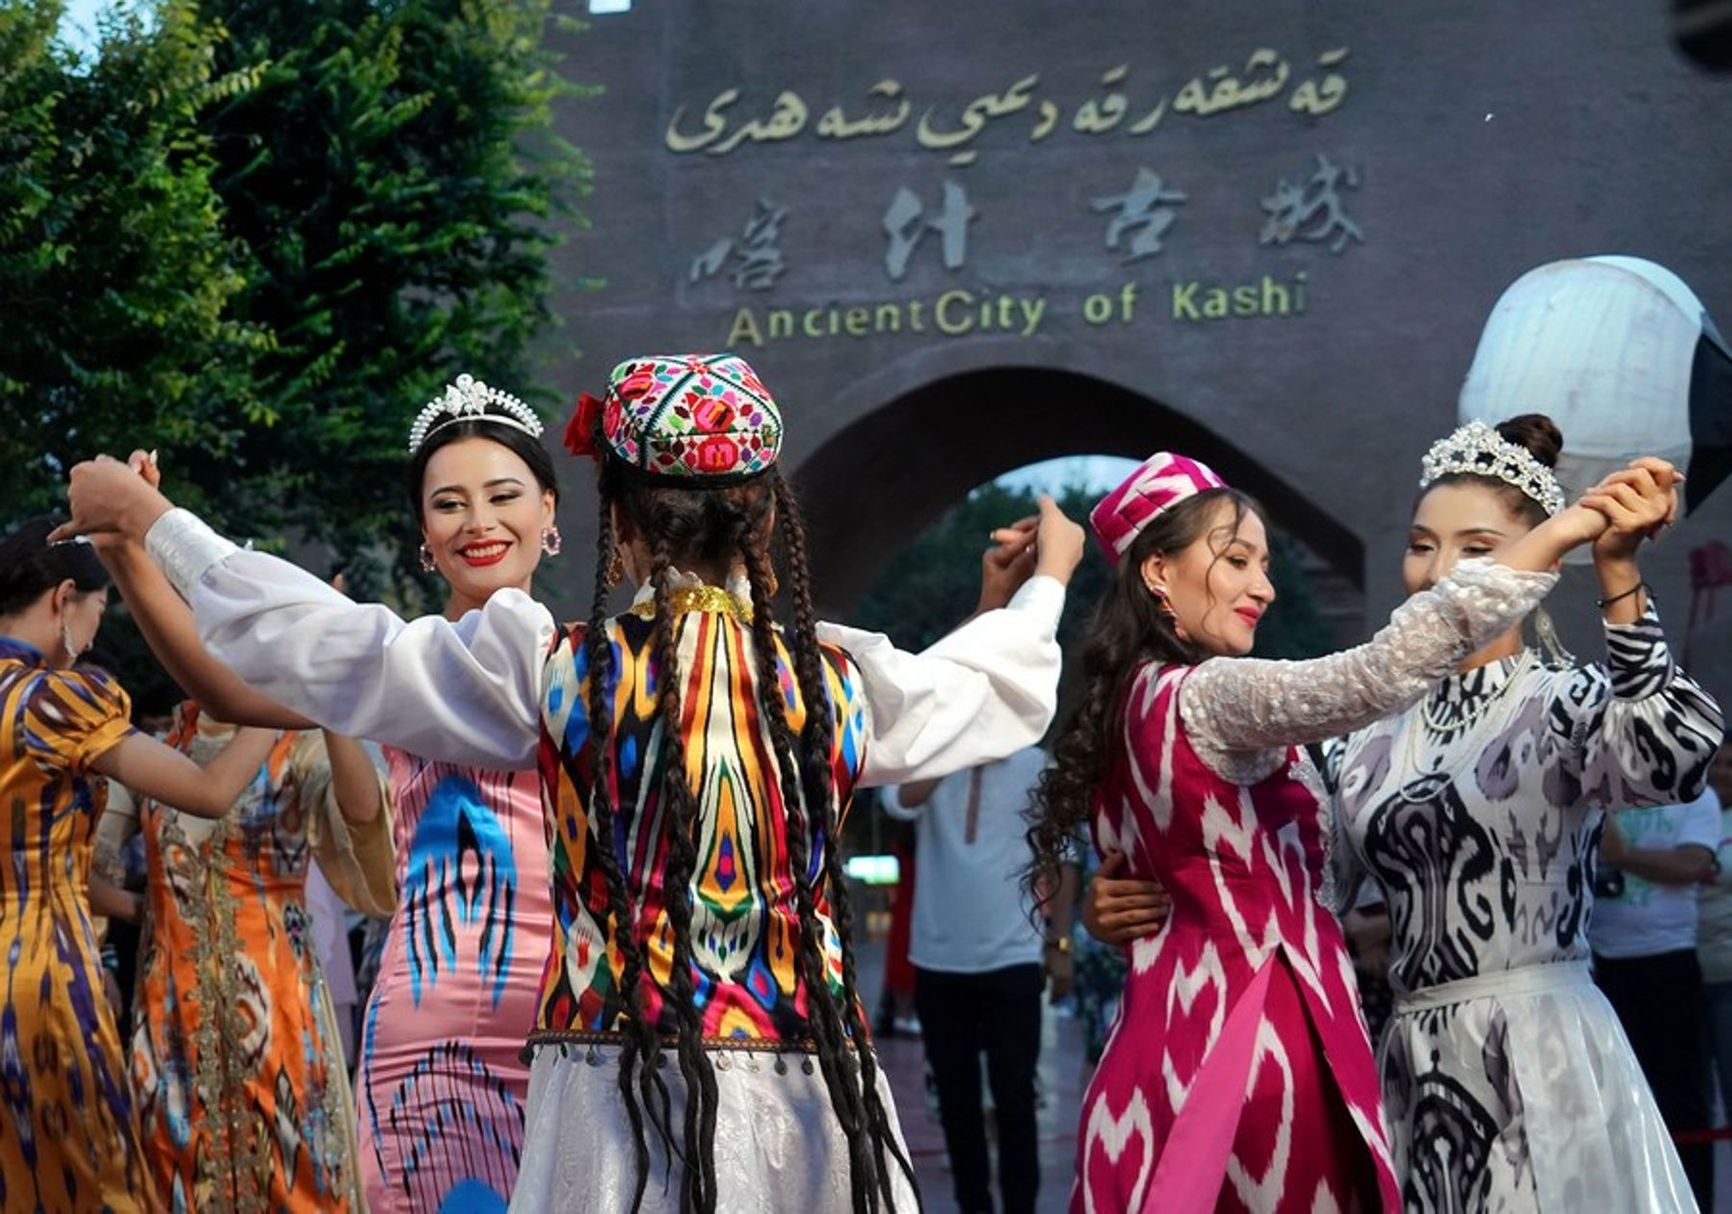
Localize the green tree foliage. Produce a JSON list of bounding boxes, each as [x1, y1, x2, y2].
[[189, 0, 593, 593], [0, 0, 266, 523], [2, 0, 591, 602]]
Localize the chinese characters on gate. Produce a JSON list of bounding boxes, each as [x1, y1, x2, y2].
[[690, 152, 1364, 289]]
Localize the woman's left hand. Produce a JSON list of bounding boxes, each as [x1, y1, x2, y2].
[[1583, 457, 1681, 562]]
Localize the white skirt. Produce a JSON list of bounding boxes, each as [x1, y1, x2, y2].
[[509, 1042, 920, 1213], [1381, 962, 1696, 1213]]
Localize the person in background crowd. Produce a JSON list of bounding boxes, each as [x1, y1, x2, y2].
[[1593, 784, 1723, 1207], [873, 822, 921, 1039], [888, 745, 1053, 1214], [1697, 747, 1732, 1127]]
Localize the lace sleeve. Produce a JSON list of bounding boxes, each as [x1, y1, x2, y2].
[[1182, 559, 1556, 769], [1549, 598, 1724, 811]]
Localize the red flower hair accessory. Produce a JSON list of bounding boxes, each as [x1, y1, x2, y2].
[[563, 391, 605, 461]]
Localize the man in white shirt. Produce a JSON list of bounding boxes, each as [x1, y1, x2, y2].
[[889, 746, 1059, 1214], [1591, 786, 1722, 1207]]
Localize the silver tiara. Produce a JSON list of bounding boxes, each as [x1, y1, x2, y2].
[[1419, 420, 1566, 516], [407, 374, 544, 453]]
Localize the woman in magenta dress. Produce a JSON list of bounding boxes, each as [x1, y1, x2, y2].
[[1028, 451, 1612, 1212]]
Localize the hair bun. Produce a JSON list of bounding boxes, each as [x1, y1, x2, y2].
[[1494, 414, 1563, 469]]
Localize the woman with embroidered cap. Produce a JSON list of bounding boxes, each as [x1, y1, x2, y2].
[[55, 351, 1084, 1212], [0, 518, 277, 1213], [93, 375, 568, 1212], [1025, 444, 1649, 1212]]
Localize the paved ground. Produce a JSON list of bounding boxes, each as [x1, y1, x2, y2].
[[858, 932, 1732, 1213]]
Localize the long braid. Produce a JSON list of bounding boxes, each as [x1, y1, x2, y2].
[[580, 475, 677, 1209], [645, 520, 721, 1213], [736, 506, 883, 1212], [773, 476, 916, 1209]]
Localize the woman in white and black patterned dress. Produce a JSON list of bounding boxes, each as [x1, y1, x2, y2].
[[1331, 415, 1723, 1211]]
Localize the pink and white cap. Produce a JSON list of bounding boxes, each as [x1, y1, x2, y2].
[[1089, 452, 1230, 565]]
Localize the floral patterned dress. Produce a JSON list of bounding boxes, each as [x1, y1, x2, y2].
[[129, 704, 394, 1212]]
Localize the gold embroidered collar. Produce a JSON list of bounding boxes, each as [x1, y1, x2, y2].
[[627, 582, 753, 624]]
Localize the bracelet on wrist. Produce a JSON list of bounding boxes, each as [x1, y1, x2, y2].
[[1597, 581, 1647, 610], [1044, 935, 1072, 954]]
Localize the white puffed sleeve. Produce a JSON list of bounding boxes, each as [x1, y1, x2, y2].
[[819, 576, 1065, 788], [146, 508, 548, 770]]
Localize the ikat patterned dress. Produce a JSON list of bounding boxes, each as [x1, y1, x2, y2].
[[1333, 601, 1722, 1211], [356, 752, 552, 1213], [0, 637, 151, 1212], [129, 704, 395, 1213], [514, 584, 918, 1210], [1074, 560, 1552, 1214]]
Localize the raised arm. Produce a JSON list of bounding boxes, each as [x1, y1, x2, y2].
[[99, 539, 313, 730], [1555, 600, 1724, 810], [828, 497, 1082, 788], [295, 733, 397, 918], [88, 726, 278, 820], [1183, 558, 1558, 755], [59, 459, 548, 770]]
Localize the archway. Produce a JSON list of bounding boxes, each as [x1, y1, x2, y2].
[[792, 366, 1366, 615]]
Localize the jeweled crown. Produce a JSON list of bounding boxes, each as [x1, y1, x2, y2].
[[1419, 420, 1566, 516], [407, 374, 543, 453]]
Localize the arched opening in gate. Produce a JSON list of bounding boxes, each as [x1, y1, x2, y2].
[[792, 365, 1365, 622]]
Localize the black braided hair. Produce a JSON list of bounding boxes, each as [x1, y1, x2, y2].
[[583, 456, 911, 1212], [767, 475, 918, 1211], [643, 517, 722, 1212], [738, 494, 878, 1209], [580, 460, 677, 1209]]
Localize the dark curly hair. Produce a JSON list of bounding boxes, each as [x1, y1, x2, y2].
[[1026, 487, 1261, 889]]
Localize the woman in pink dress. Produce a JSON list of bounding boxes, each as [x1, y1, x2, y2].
[[1028, 451, 1614, 1212], [97, 377, 562, 1211]]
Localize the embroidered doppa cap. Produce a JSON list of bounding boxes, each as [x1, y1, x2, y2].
[[1089, 452, 1229, 564], [573, 353, 782, 483]]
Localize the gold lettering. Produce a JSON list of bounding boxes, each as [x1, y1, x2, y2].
[[727, 307, 764, 347], [1171, 281, 1200, 321], [1202, 288, 1229, 318], [1020, 297, 1047, 336], [875, 303, 902, 333], [802, 308, 826, 337], [935, 290, 976, 335], [845, 307, 871, 336], [665, 88, 738, 153], [769, 310, 794, 340], [1261, 276, 1290, 315]]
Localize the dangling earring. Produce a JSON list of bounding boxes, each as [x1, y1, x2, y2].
[[1146, 581, 1186, 638], [604, 545, 625, 590], [1531, 606, 1574, 665], [60, 619, 81, 665], [541, 525, 562, 557], [418, 543, 436, 573]]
